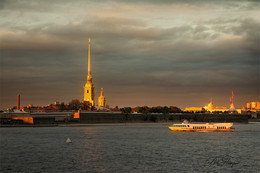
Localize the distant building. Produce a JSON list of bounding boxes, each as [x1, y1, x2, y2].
[[1, 110, 33, 124], [184, 107, 204, 113], [204, 99, 215, 111], [84, 38, 94, 106], [21, 102, 60, 112], [204, 99, 229, 113], [96, 88, 109, 111], [246, 102, 260, 112]]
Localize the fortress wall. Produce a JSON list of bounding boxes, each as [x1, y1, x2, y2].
[[79, 112, 248, 123], [0, 112, 249, 125]]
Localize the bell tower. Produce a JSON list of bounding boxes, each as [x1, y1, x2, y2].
[[98, 88, 106, 107], [84, 38, 94, 106]]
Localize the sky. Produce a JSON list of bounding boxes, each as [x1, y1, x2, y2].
[[0, 0, 259, 110]]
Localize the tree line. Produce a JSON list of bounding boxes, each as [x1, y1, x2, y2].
[[120, 106, 182, 114], [54, 99, 93, 111]]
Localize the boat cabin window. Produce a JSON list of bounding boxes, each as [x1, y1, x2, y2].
[[173, 125, 187, 127], [193, 126, 207, 129]]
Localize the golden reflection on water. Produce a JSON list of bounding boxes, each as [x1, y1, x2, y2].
[[76, 127, 106, 173]]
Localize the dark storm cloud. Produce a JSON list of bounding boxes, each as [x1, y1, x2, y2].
[[93, 0, 260, 10], [0, 0, 259, 109], [208, 18, 260, 46], [1, 0, 259, 14], [1, 16, 258, 71], [0, 0, 77, 11]]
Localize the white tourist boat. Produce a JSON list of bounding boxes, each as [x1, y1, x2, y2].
[[169, 120, 234, 132]]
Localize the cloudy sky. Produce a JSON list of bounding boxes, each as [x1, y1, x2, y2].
[[0, 0, 259, 109]]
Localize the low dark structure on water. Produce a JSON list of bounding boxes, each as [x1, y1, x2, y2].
[[0, 112, 74, 125], [0, 112, 250, 125]]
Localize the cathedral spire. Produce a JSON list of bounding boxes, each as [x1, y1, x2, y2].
[[84, 38, 94, 106], [87, 38, 92, 84], [88, 38, 91, 76], [101, 88, 103, 96]]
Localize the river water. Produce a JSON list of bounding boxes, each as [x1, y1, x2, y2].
[[0, 123, 259, 173]]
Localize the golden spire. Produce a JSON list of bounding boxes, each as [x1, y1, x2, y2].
[[101, 88, 103, 96], [88, 38, 91, 76], [84, 38, 94, 106]]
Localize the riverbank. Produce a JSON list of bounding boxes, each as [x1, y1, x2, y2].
[[248, 118, 260, 122], [1, 112, 253, 126]]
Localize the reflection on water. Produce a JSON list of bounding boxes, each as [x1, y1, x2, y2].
[[0, 123, 259, 173]]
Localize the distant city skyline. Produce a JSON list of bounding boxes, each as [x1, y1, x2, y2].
[[1, 0, 259, 110]]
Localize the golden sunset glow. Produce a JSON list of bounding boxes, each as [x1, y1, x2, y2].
[[0, 2, 259, 173], [0, 0, 259, 110]]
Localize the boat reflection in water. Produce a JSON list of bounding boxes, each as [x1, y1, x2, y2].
[[169, 120, 234, 132]]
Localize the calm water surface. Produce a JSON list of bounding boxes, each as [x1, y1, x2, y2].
[[1, 123, 259, 173]]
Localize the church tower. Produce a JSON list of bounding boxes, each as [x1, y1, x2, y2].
[[84, 38, 94, 106], [229, 90, 235, 111], [98, 88, 106, 107]]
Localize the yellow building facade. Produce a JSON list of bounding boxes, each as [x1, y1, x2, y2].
[[246, 102, 260, 112], [84, 38, 94, 106], [204, 99, 229, 113], [184, 107, 204, 113]]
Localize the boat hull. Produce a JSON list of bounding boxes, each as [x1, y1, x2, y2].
[[168, 127, 234, 132]]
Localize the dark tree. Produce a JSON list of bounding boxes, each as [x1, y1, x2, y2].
[[81, 101, 92, 110], [59, 102, 66, 111], [120, 107, 132, 114], [67, 99, 81, 110], [169, 106, 182, 113]]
